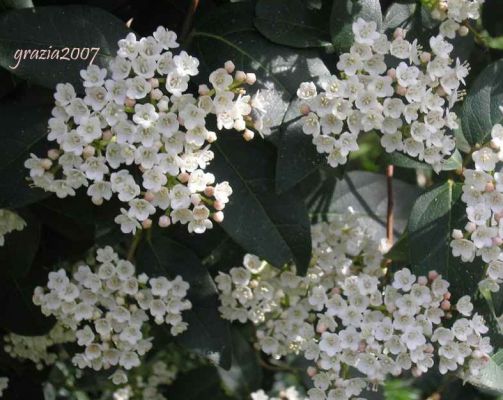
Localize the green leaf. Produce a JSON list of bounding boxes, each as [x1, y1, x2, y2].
[[407, 181, 484, 298], [218, 326, 262, 397], [254, 0, 332, 48], [0, 210, 40, 279], [330, 0, 382, 52], [469, 349, 503, 394], [165, 366, 232, 400], [0, 105, 52, 208], [461, 59, 503, 146], [135, 234, 232, 369], [309, 171, 421, 237], [383, 149, 462, 171], [209, 133, 312, 274], [276, 101, 327, 193], [0, 5, 130, 91], [192, 1, 329, 134]]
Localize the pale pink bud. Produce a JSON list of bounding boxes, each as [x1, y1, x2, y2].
[[458, 26, 469, 37], [198, 84, 210, 96], [102, 129, 113, 141], [191, 194, 201, 206], [358, 341, 367, 352], [316, 323, 327, 334], [158, 215, 171, 228], [393, 28, 405, 39], [235, 71, 246, 82], [214, 200, 225, 211], [485, 182, 495, 192], [420, 52, 431, 63], [83, 146, 95, 159], [428, 270, 439, 281], [47, 149, 60, 160], [206, 131, 217, 143], [234, 119, 246, 131], [224, 60, 235, 73], [149, 78, 159, 88], [452, 229, 463, 240], [436, 86, 447, 97], [150, 88, 163, 101], [418, 276, 428, 285], [307, 367, 317, 377], [92, 197, 103, 206], [441, 300, 451, 311], [246, 73, 257, 85], [300, 104, 311, 115], [142, 219, 152, 229], [243, 129, 255, 141], [41, 158, 52, 170], [387, 68, 396, 80], [465, 222, 476, 233], [204, 186, 215, 197], [395, 85, 407, 96], [492, 237, 503, 246], [212, 211, 224, 223], [125, 97, 136, 107], [144, 191, 155, 202], [412, 368, 422, 378], [178, 172, 190, 183], [443, 291, 451, 300]]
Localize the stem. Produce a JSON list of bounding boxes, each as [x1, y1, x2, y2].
[[181, 0, 200, 42], [386, 164, 394, 246], [127, 230, 143, 262]]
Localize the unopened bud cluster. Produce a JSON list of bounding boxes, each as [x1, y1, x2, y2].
[[0, 209, 26, 246]]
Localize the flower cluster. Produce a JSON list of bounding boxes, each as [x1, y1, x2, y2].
[[217, 214, 492, 399], [112, 360, 177, 400], [297, 18, 468, 172], [427, 0, 484, 39], [3, 323, 75, 370], [32, 246, 191, 384], [25, 26, 260, 235], [451, 118, 503, 292], [0, 209, 26, 246]]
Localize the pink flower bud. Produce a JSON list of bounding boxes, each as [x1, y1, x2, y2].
[[443, 291, 451, 300], [102, 129, 113, 141], [458, 26, 469, 37], [395, 85, 407, 96], [124, 97, 136, 107], [204, 186, 215, 197], [214, 200, 225, 211], [492, 237, 503, 246], [307, 366, 317, 377], [206, 131, 217, 143], [178, 172, 190, 183], [83, 146, 96, 159], [316, 323, 327, 334], [235, 71, 246, 82], [224, 60, 235, 73], [158, 215, 171, 228], [300, 104, 311, 115], [41, 158, 52, 170], [198, 84, 210, 96], [393, 28, 404, 39], [358, 341, 367, 352], [428, 270, 439, 281], [465, 222, 476, 233], [149, 78, 159, 88], [142, 219, 152, 229], [246, 73, 257, 85], [191, 194, 201, 206], [387, 68, 397, 80], [234, 119, 246, 131], [418, 276, 428, 285], [243, 129, 255, 141], [150, 88, 163, 101], [452, 229, 463, 240], [485, 182, 495, 192], [441, 300, 451, 311], [212, 211, 224, 223], [144, 191, 155, 202], [420, 52, 431, 63], [47, 149, 60, 160]]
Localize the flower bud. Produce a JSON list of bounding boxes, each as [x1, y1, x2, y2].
[[452, 229, 463, 240], [150, 88, 163, 101], [191, 194, 201, 206], [214, 200, 225, 211], [395, 85, 407, 96], [458, 26, 469, 37], [393, 28, 405, 39], [212, 211, 224, 223], [387, 68, 396, 80], [47, 149, 61, 160], [83, 145, 96, 159], [41, 158, 53, 170], [142, 219, 152, 229], [149, 78, 159, 88], [428, 270, 439, 281], [443, 291, 451, 300], [124, 97, 136, 107], [418, 276, 428, 285], [234, 118, 246, 131], [307, 366, 317, 377], [235, 71, 246, 82], [158, 215, 171, 228], [465, 222, 476, 233], [92, 197, 103, 206], [102, 129, 113, 141], [492, 237, 503, 246], [300, 104, 311, 115], [246, 73, 257, 85], [204, 186, 215, 197], [441, 300, 451, 311], [198, 84, 210, 96], [206, 131, 217, 143], [243, 129, 255, 141], [144, 191, 155, 202], [178, 172, 190, 183], [485, 182, 495, 192], [420, 51, 431, 63], [224, 60, 235, 73]]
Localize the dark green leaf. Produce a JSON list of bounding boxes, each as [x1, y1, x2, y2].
[[330, 0, 382, 52], [165, 366, 232, 400], [383, 149, 462, 171], [254, 0, 331, 48], [135, 234, 232, 369], [0, 5, 130, 91], [209, 133, 312, 274], [407, 181, 484, 297], [461, 59, 503, 146], [218, 326, 262, 397], [0, 105, 52, 209]]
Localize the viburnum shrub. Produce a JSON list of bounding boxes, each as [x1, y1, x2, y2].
[[2, 0, 503, 399]]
